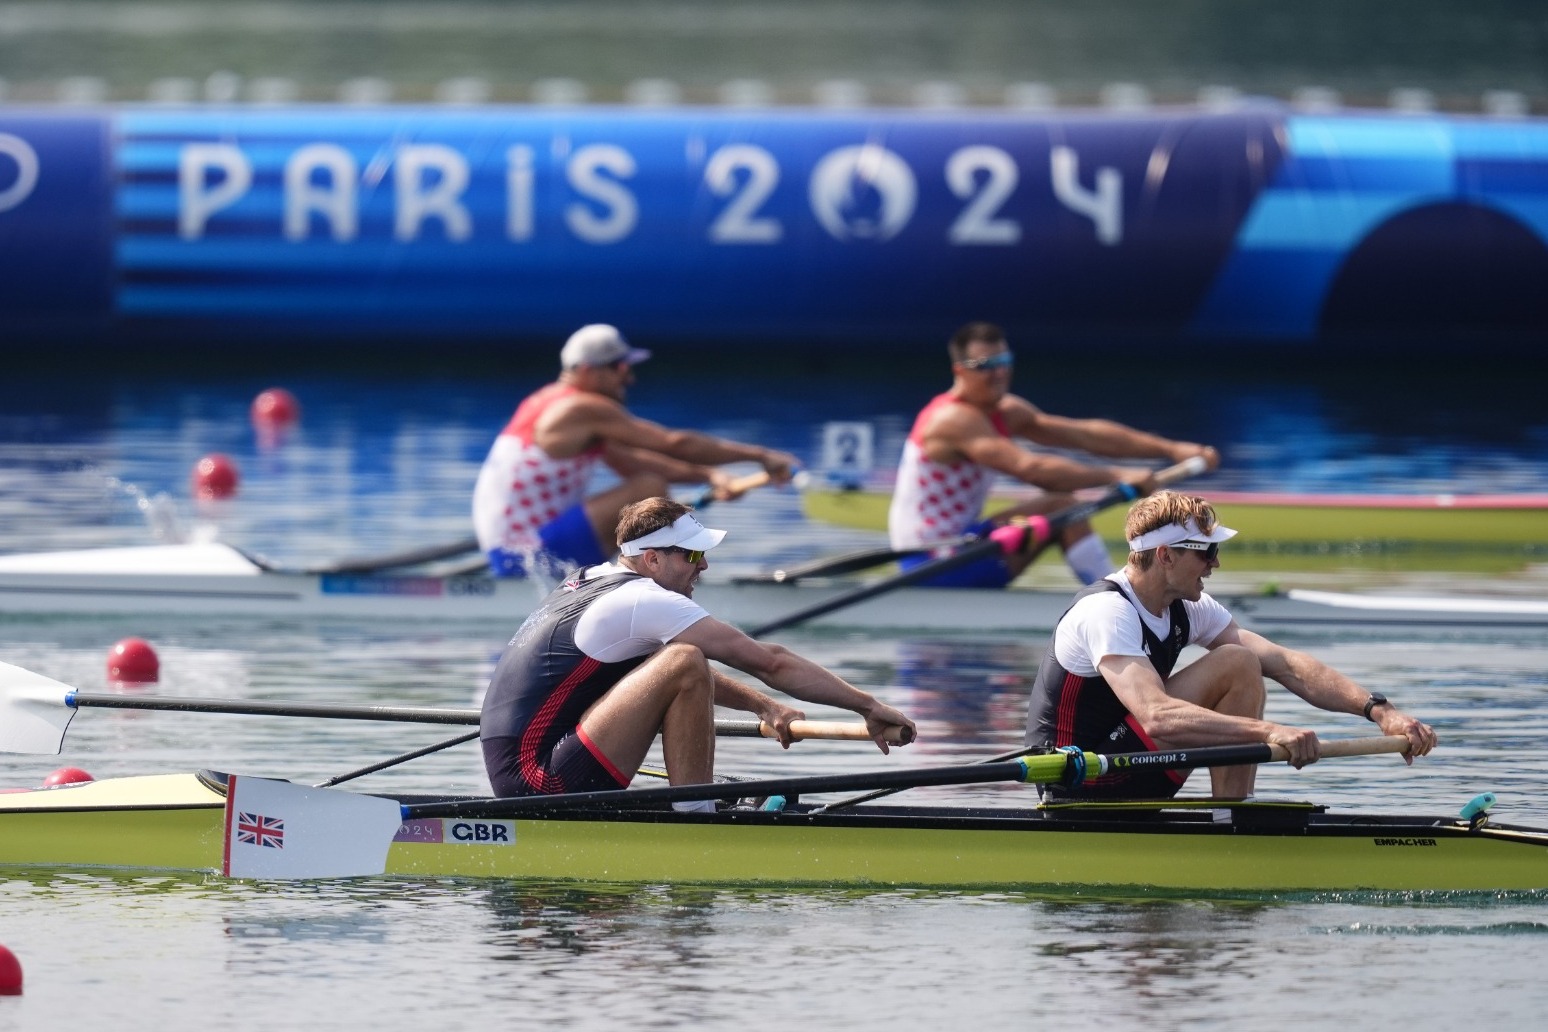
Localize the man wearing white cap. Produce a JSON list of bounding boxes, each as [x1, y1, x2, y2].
[[1024, 491, 1436, 800], [481, 497, 916, 808], [473, 324, 798, 577]]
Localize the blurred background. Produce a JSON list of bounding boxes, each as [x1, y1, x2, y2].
[[1, 0, 1543, 113]]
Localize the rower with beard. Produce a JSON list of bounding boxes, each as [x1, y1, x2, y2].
[[1024, 491, 1437, 800], [480, 497, 916, 809]]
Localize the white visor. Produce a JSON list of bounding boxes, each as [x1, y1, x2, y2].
[[618, 513, 727, 556], [1127, 518, 1238, 552]]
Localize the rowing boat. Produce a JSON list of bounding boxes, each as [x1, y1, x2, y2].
[[1, 541, 1545, 630], [1, 661, 1542, 894], [804, 484, 1548, 572], [2, 770, 1545, 893]]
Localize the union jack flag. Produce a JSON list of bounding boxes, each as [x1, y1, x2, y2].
[[236, 811, 285, 849]]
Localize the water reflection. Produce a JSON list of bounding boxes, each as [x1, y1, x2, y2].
[[892, 637, 1038, 747]]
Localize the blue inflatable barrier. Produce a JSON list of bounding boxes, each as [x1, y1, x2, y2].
[[1, 104, 1545, 350]]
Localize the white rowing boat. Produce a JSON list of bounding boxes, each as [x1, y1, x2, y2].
[[0, 541, 1544, 631]]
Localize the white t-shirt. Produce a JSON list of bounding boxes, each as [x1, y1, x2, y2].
[[572, 563, 710, 662], [1052, 570, 1234, 677]]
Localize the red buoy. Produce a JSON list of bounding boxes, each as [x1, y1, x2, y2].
[[192, 453, 239, 500], [0, 944, 21, 995], [251, 388, 300, 429], [107, 637, 160, 683], [41, 767, 95, 788]]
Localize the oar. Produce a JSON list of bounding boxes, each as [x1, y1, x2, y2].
[[315, 730, 481, 788], [814, 733, 1403, 812], [219, 735, 1407, 878], [409, 735, 1409, 817], [0, 663, 909, 753], [299, 536, 481, 576], [279, 469, 775, 579], [685, 469, 795, 509], [734, 545, 927, 585], [747, 455, 1209, 637]]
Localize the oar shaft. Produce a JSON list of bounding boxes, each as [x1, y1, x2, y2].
[[66, 692, 480, 724], [402, 735, 1410, 818], [305, 536, 481, 575], [62, 692, 892, 742], [405, 760, 1037, 818], [748, 456, 1208, 637]]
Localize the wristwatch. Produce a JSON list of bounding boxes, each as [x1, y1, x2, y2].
[[1362, 693, 1390, 721]]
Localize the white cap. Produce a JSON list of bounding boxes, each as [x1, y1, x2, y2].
[[1127, 518, 1238, 552], [618, 513, 727, 556], [559, 324, 652, 369]]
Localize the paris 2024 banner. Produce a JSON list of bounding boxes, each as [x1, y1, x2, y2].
[[2, 104, 1546, 352]]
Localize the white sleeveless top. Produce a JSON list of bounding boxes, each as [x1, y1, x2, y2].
[[887, 392, 1007, 549], [472, 384, 602, 552]]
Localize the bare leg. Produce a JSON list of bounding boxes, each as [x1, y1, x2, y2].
[[577, 642, 715, 785], [1152, 644, 1267, 798], [583, 472, 670, 557]]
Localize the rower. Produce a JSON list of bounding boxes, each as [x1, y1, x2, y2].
[[479, 497, 916, 810], [887, 321, 1219, 588], [471, 324, 798, 578], [1024, 490, 1438, 800]]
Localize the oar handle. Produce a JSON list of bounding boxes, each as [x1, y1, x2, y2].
[[774, 720, 914, 745], [713, 719, 913, 744], [687, 470, 775, 509], [1268, 735, 1410, 762]]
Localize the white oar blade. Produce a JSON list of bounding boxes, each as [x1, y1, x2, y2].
[[223, 774, 403, 880], [0, 661, 75, 755]]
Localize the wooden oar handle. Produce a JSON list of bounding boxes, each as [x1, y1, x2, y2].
[[1265, 735, 1410, 762], [1151, 454, 1211, 490], [728, 471, 774, 494], [689, 471, 774, 509], [762, 719, 915, 745]]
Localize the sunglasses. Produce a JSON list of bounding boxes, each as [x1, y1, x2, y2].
[[957, 351, 1014, 372], [656, 546, 706, 564], [1170, 541, 1220, 562]]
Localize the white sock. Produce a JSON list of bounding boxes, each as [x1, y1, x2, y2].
[[671, 799, 715, 813], [1064, 532, 1116, 585]]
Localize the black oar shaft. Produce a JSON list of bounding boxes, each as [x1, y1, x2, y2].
[[304, 536, 481, 575], [747, 456, 1207, 637], [747, 539, 1001, 636], [62, 693, 897, 742], [397, 736, 1406, 819], [316, 730, 481, 788], [66, 692, 481, 725], [405, 759, 1037, 818]]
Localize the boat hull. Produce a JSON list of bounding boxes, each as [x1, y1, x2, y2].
[[0, 544, 1544, 630], [805, 488, 1548, 573], [4, 775, 1547, 894]]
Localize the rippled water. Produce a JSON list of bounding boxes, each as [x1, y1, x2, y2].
[[3, 366, 1548, 1028]]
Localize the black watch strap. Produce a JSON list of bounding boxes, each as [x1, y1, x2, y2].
[[1363, 693, 1389, 721]]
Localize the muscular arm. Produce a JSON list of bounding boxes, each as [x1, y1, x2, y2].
[[1098, 653, 1293, 748], [1005, 396, 1217, 467], [540, 393, 795, 477], [708, 669, 806, 748], [603, 440, 720, 485], [1205, 624, 1437, 759], [672, 616, 916, 753], [928, 401, 1140, 491]]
